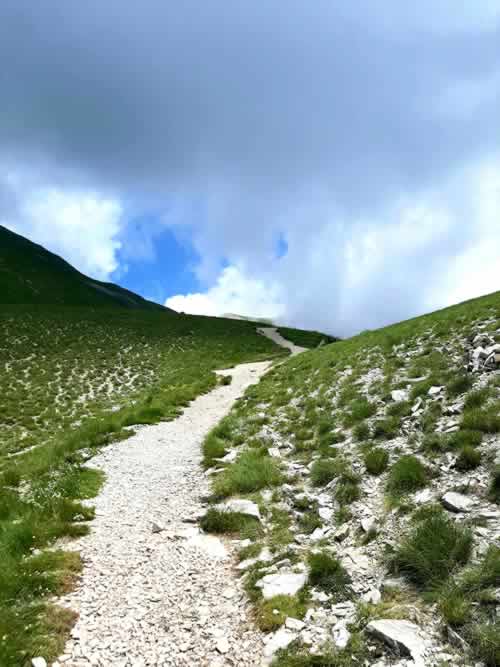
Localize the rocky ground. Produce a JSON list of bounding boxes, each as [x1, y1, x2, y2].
[[201, 314, 500, 665], [51, 360, 277, 667]]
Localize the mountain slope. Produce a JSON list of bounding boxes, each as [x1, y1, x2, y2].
[[0, 224, 169, 310], [201, 290, 500, 665]]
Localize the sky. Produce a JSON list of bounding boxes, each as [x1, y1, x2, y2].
[[1, 2, 500, 336]]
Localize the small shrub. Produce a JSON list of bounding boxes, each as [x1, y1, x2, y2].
[[219, 374, 232, 386], [364, 448, 389, 475], [393, 512, 473, 587], [456, 446, 481, 471], [447, 429, 483, 449], [311, 459, 339, 487], [308, 551, 352, 600], [387, 456, 427, 495]]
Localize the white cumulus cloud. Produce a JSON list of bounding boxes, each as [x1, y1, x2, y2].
[[1, 175, 123, 280], [166, 265, 286, 321]]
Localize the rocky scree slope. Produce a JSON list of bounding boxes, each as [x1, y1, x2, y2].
[[200, 290, 500, 666]]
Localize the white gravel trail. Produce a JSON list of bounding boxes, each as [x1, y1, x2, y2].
[[56, 360, 275, 667], [257, 327, 307, 356]]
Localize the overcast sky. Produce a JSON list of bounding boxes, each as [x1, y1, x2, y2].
[[1, 2, 500, 335]]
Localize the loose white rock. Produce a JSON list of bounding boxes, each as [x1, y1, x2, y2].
[[217, 498, 261, 520], [32, 659, 47, 667], [367, 619, 426, 666], [263, 628, 297, 659], [442, 491, 474, 513], [285, 617, 305, 631], [391, 389, 408, 402], [256, 572, 307, 599], [332, 621, 351, 649]]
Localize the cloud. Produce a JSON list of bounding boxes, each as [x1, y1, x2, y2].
[[0, 171, 123, 280], [1, 2, 500, 331], [166, 265, 285, 320]]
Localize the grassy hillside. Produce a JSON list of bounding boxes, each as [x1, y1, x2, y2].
[[277, 325, 339, 349], [202, 291, 500, 665], [0, 304, 286, 665], [0, 224, 168, 310]]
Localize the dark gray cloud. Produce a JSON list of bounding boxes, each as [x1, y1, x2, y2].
[[1, 1, 500, 332]]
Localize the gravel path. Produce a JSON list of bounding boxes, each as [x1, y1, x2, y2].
[[55, 360, 275, 667], [257, 327, 307, 356]]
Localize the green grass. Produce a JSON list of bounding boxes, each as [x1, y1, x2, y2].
[[363, 447, 389, 475], [393, 512, 473, 587], [386, 455, 428, 495], [200, 509, 261, 537], [310, 459, 339, 486], [307, 551, 352, 600], [276, 326, 339, 349], [213, 449, 282, 497], [0, 305, 286, 665], [256, 594, 307, 631]]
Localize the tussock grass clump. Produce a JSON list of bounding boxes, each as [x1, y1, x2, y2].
[[372, 416, 400, 440], [343, 398, 377, 426], [308, 551, 352, 600], [456, 445, 481, 471], [489, 466, 500, 504], [364, 447, 389, 475], [353, 422, 370, 441], [256, 594, 307, 631], [462, 407, 500, 434], [468, 622, 500, 666], [439, 585, 472, 627], [447, 373, 473, 397], [311, 459, 339, 487], [393, 512, 473, 587], [387, 455, 427, 495], [464, 387, 492, 410], [200, 509, 261, 536], [387, 401, 412, 417], [213, 450, 282, 497]]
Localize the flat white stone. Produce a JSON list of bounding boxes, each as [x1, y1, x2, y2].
[[391, 389, 408, 402], [263, 628, 297, 659], [285, 617, 305, 631], [256, 572, 307, 599], [367, 619, 426, 667], [428, 385, 444, 397], [442, 491, 474, 513], [32, 659, 47, 667], [332, 620, 351, 649], [318, 506, 333, 522], [216, 498, 261, 520]]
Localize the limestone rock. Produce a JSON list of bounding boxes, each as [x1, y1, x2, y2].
[[256, 571, 307, 599], [263, 628, 297, 659], [391, 389, 408, 402], [366, 619, 425, 666], [216, 498, 261, 520], [32, 659, 47, 667], [332, 620, 351, 649], [441, 491, 474, 513]]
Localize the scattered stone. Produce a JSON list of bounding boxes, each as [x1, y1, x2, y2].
[[151, 521, 165, 533], [332, 620, 351, 649], [366, 619, 426, 666], [428, 385, 444, 397], [441, 491, 474, 513], [256, 572, 307, 599], [285, 617, 305, 631], [217, 498, 261, 520], [334, 524, 350, 542], [216, 637, 229, 654], [263, 628, 297, 660], [360, 517, 377, 534], [362, 588, 382, 604], [391, 389, 408, 402], [32, 659, 47, 667]]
